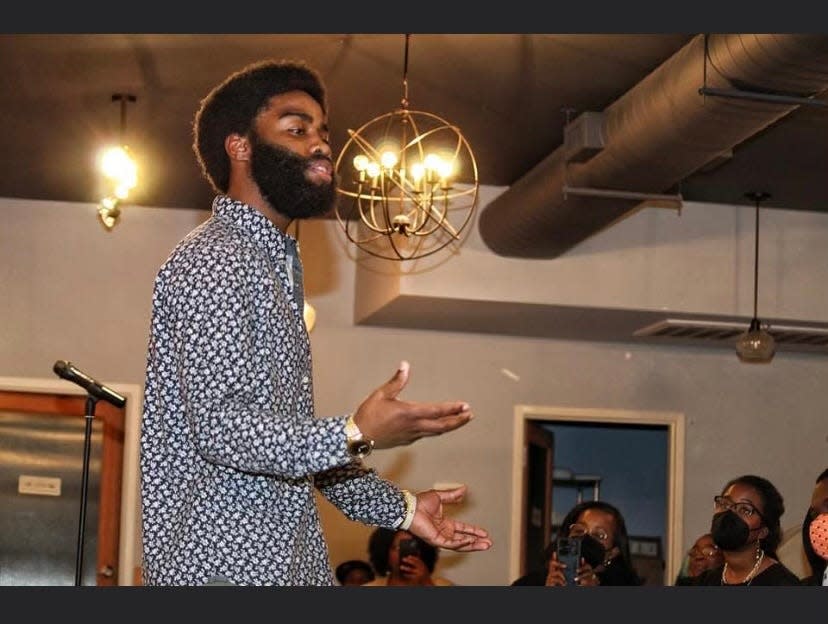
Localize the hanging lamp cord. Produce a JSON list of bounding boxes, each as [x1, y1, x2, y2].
[[752, 197, 760, 320]]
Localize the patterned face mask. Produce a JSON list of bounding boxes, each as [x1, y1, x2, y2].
[[809, 513, 828, 560]]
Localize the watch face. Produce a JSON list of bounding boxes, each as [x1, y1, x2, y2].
[[348, 439, 372, 458]]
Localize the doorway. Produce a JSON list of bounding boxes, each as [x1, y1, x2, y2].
[[0, 376, 142, 585], [509, 404, 685, 585]]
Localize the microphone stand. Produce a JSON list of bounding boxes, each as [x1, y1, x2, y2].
[[74, 394, 99, 586]]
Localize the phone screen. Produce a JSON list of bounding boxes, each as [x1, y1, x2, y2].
[[556, 537, 582, 585], [398, 538, 420, 560]]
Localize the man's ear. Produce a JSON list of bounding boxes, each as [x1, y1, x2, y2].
[[225, 134, 250, 162]]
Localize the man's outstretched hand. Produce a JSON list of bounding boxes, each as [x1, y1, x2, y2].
[[408, 485, 492, 552], [353, 361, 474, 449]]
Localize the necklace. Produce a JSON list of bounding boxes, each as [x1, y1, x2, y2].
[[721, 549, 765, 586]]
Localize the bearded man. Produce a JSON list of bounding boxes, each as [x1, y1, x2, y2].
[[139, 60, 491, 586]]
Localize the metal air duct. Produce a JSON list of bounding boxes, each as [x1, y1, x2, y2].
[[478, 34, 828, 258]]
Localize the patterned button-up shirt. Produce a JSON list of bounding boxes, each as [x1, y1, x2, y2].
[[140, 196, 407, 585]]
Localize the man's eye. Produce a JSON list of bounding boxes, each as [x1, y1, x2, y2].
[[289, 127, 306, 135]]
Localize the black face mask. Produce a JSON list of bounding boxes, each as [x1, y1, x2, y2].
[[580, 534, 607, 568], [711, 510, 751, 550]]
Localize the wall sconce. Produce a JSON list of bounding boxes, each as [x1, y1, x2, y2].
[[334, 34, 479, 261], [735, 191, 775, 363], [97, 93, 138, 231]]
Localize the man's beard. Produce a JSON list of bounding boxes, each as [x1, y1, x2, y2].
[[249, 133, 337, 220]]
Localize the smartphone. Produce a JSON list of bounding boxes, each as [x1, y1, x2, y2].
[[556, 537, 582, 585], [398, 538, 421, 560]]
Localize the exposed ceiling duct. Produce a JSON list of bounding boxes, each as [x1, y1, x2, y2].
[[478, 34, 828, 259]]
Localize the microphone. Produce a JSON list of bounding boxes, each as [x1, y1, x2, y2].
[[52, 360, 126, 408]]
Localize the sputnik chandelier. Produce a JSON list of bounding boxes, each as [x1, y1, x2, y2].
[[334, 34, 479, 261]]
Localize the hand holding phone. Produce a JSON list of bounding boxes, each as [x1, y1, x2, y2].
[[556, 537, 582, 586], [398, 537, 421, 561]]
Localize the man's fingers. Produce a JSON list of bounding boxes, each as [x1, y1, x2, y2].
[[418, 414, 472, 438], [382, 360, 410, 399], [408, 402, 473, 436], [433, 535, 492, 552], [447, 519, 489, 539]]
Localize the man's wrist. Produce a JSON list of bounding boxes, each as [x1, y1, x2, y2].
[[344, 414, 374, 459]]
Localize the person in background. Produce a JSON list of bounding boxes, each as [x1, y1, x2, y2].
[[687, 474, 800, 586], [139, 58, 492, 586], [511, 500, 643, 586], [334, 559, 375, 586], [362, 527, 454, 586], [674, 532, 723, 585], [801, 467, 828, 586]]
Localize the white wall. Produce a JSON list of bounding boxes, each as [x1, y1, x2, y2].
[[1, 195, 826, 585], [365, 185, 828, 322]]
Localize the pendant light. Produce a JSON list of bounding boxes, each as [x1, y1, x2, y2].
[[735, 191, 775, 363]]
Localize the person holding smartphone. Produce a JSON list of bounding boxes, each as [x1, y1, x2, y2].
[[512, 500, 642, 587], [362, 528, 455, 586]]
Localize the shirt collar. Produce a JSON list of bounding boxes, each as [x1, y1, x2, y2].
[[211, 194, 297, 258]]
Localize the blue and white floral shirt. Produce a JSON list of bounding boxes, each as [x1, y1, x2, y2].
[[140, 196, 407, 585]]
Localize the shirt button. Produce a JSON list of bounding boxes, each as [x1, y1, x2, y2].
[[301, 376, 309, 384]]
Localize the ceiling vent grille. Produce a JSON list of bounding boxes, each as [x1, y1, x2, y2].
[[633, 319, 828, 352]]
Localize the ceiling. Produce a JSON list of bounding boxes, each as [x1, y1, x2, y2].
[[2, 33, 827, 253], [3, 33, 827, 355]]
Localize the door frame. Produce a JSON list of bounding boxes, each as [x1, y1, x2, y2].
[[0, 376, 142, 585], [510, 404, 685, 585]]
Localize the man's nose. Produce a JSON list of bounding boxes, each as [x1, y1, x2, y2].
[[310, 141, 332, 159]]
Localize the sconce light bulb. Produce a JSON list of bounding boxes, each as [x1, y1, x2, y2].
[[101, 196, 118, 210]]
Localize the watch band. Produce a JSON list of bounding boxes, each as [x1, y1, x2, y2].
[[398, 489, 417, 531]]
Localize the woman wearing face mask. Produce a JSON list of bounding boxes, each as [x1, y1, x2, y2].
[[511, 501, 643, 586], [801, 468, 828, 586], [688, 474, 800, 586]]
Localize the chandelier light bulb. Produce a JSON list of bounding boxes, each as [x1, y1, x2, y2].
[[380, 150, 398, 169], [364, 161, 381, 180], [352, 154, 370, 171], [410, 162, 425, 181], [423, 153, 441, 171], [436, 158, 453, 181]]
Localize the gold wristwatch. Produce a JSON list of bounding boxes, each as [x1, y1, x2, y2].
[[345, 414, 374, 459]]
